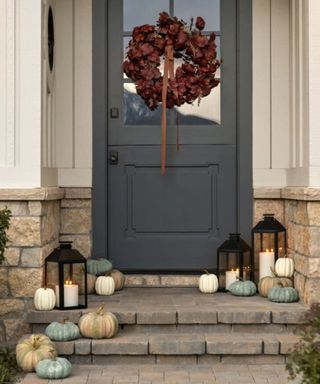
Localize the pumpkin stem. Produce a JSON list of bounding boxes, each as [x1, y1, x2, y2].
[[49, 349, 57, 360], [31, 335, 41, 349], [203, 269, 210, 275], [96, 305, 105, 315], [62, 318, 69, 324]]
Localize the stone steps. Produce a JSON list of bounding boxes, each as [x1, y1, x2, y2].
[[26, 288, 307, 365], [52, 332, 300, 365]]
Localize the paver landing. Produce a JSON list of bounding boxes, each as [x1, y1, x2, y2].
[[21, 364, 301, 383]]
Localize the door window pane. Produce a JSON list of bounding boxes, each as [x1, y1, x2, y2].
[[174, 84, 221, 125], [124, 0, 169, 31], [174, 0, 220, 31], [123, 83, 161, 125]]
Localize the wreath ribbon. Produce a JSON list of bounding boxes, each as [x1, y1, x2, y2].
[[161, 45, 174, 175]]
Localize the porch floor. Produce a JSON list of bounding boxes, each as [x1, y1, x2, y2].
[[28, 287, 308, 325]]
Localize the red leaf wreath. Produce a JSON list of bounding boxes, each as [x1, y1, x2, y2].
[[123, 12, 221, 174]]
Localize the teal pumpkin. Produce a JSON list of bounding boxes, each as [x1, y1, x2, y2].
[[45, 321, 80, 341], [36, 357, 72, 379], [228, 280, 257, 296], [268, 286, 299, 303], [87, 259, 112, 276]]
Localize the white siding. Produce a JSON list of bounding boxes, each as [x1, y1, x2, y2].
[[42, 0, 92, 187], [0, 0, 42, 187], [253, 0, 291, 187]]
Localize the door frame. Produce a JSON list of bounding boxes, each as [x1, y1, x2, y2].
[[92, 0, 252, 260]]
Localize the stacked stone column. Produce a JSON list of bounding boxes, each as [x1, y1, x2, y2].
[[0, 188, 62, 343]]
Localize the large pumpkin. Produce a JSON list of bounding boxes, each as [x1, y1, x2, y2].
[[258, 276, 293, 297], [87, 258, 112, 276], [34, 287, 56, 311], [228, 280, 257, 296], [16, 334, 57, 372], [107, 269, 125, 291], [268, 285, 299, 303], [275, 257, 294, 277], [45, 320, 80, 341], [199, 270, 219, 293], [78, 305, 119, 339], [36, 357, 72, 379], [95, 276, 115, 296]]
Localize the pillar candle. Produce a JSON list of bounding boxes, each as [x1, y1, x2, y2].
[[55, 281, 79, 308], [259, 249, 275, 280], [225, 269, 240, 290]]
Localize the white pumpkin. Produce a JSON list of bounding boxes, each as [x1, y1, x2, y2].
[[34, 288, 56, 311], [95, 276, 115, 296], [199, 271, 219, 293], [275, 258, 294, 278]]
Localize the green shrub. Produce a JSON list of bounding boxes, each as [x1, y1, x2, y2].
[[0, 207, 11, 264], [286, 303, 320, 384], [0, 347, 19, 384]]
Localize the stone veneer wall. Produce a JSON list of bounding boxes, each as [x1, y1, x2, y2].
[[0, 188, 63, 343], [254, 187, 320, 306], [1, 186, 320, 343], [0, 188, 92, 344]]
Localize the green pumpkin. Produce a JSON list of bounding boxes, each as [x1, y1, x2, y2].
[[268, 286, 299, 303], [45, 321, 80, 341], [36, 357, 72, 379], [87, 258, 112, 276], [228, 280, 257, 296]]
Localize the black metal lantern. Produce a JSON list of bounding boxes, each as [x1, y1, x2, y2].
[[252, 213, 287, 281], [44, 242, 87, 310], [217, 233, 253, 291]]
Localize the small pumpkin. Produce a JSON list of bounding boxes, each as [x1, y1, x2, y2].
[[16, 334, 57, 372], [275, 257, 294, 277], [228, 280, 257, 296], [199, 270, 219, 293], [268, 285, 299, 303], [95, 276, 115, 296], [87, 258, 112, 276], [258, 275, 293, 297], [34, 287, 56, 311], [36, 357, 72, 379], [45, 320, 80, 341], [78, 305, 119, 339], [107, 269, 125, 291]]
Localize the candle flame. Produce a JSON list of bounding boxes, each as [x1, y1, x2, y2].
[[65, 280, 73, 285]]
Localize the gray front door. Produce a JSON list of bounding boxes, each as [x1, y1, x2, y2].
[[107, 0, 238, 271]]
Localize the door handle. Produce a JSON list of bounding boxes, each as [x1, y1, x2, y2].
[[109, 151, 118, 164]]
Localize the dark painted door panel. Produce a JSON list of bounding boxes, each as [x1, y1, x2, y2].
[[108, 145, 236, 271]]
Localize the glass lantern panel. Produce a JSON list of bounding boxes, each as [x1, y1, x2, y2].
[[242, 251, 252, 281], [278, 232, 286, 257], [46, 261, 59, 290]]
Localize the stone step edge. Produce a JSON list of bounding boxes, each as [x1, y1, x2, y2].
[[124, 275, 199, 287], [52, 333, 300, 356], [27, 308, 307, 325], [68, 354, 288, 365]]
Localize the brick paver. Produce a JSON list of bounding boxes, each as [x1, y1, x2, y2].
[[20, 364, 301, 383]]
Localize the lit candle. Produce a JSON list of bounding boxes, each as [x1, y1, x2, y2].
[[259, 248, 275, 280], [225, 269, 240, 290], [55, 280, 79, 308]]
